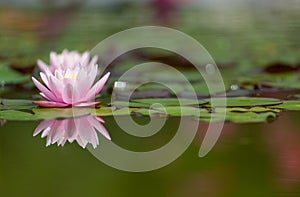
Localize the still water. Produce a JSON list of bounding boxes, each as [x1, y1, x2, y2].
[[1, 113, 300, 196]]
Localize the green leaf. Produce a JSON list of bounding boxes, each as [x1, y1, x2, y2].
[[32, 108, 91, 119], [154, 106, 202, 116], [0, 64, 30, 84], [111, 101, 151, 108], [133, 98, 207, 106], [134, 108, 167, 117], [93, 107, 137, 116], [214, 106, 281, 113], [0, 99, 36, 110], [224, 111, 277, 123], [0, 107, 91, 121], [0, 110, 37, 121], [205, 97, 282, 107], [199, 111, 277, 123], [270, 100, 300, 111]]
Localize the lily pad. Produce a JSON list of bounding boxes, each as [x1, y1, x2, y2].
[[32, 108, 91, 119], [0, 63, 30, 84], [133, 98, 207, 106], [111, 101, 151, 108], [199, 111, 277, 123], [223, 111, 277, 123], [93, 107, 138, 116], [270, 100, 300, 111], [154, 106, 202, 116], [134, 108, 167, 117], [0, 110, 37, 121], [205, 97, 282, 107], [0, 107, 91, 121], [0, 99, 36, 110], [214, 106, 281, 113]]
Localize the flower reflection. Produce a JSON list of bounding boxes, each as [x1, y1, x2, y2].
[[33, 115, 110, 148]]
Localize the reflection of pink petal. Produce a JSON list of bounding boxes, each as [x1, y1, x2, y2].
[[51, 120, 66, 144], [79, 118, 98, 148], [65, 119, 77, 140], [33, 101, 69, 107], [33, 120, 52, 136], [33, 115, 110, 148], [88, 116, 111, 140]]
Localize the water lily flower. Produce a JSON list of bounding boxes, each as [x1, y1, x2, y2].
[[32, 64, 110, 107], [33, 115, 110, 148], [37, 49, 98, 73]]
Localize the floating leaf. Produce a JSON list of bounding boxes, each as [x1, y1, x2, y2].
[[134, 108, 167, 117], [133, 98, 207, 106], [32, 108, 90, 119], [111, 101, 151, 108], [93, 107, 137, 116], [199, 111, 276, 123], [270, 100, 300, 111], [224, 111, 277, 123], [205, 97, 282, 107], [0, 99, 36, 110], [154, 106, 202, 116], [0, 63, 30, 84], [0, 107, 91, 121], [214, 106, 281, 113]]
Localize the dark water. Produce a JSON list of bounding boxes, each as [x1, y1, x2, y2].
[[1, 113, 300, 196]]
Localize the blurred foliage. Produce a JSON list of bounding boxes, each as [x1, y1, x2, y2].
[[0, 6, 300, 124]]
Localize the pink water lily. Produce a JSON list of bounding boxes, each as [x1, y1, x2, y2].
[[37, 49, 98, 73], [33, 115, 110, 148], [32, 64, 110, 107]]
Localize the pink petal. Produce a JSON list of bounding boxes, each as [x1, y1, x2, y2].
[[74, 102, 101, 107], [48, 75, 64, 102], [62, 83, 77, 104], [85, 72, 110, 101], [40, 72, 49, 87], [76, 69, 92, 96], [80, 52, 89, 67], [50, 52, 58, 67], [88, 64, 98, 83], [33, 101, 69, 108], [40, 93, 51, 101], [37, 60, 49, 72], [32, 77, 57, 101], [88, 56, 98, 70], [95, 116, 105, 123]]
